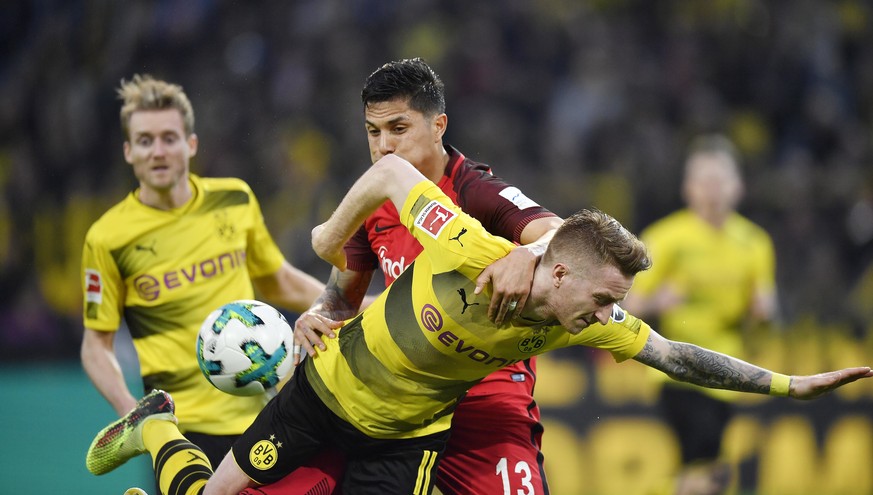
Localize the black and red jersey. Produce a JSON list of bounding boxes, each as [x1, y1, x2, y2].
[[345, 145, 557, 287]]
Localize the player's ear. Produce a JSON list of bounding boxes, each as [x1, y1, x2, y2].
[[187, 133, 199, 158], [552, 263, 569, 288], [123, 140, 133, 164], [433, 113, 447, 141]]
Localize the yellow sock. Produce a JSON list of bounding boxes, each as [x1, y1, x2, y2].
[[142, 420, 211, 495]]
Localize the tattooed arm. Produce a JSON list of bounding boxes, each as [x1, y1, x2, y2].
[[293, 266, 375, 362], [313, 266, 374, 319], [634, 328, 873, 399]]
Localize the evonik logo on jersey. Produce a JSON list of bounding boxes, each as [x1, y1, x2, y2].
[[133, 249, 247, 301], [414, 200, 456, 239], [420, 303, 521, 369]]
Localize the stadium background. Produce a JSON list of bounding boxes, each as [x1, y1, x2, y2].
[[2, 1, 873, 494]]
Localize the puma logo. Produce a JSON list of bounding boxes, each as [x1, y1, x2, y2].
[[449, 228, 468, 247], [457, 288, 480, 314], [134, 240, 157, 256], [187, 450, 207, 464]]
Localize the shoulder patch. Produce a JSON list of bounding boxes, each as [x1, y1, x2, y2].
[[85, 269, 103, 303], [414, 200, 457, 239], [498, 187, 540, 210]]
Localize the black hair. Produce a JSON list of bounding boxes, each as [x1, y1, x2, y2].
[[361, 58, 446, 116]]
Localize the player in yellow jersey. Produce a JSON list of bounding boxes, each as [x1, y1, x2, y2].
[[624, 135, 778, 495], [80, 75, 325, 470], [287, 58, 562, 495], [85, 153, 871, 495]]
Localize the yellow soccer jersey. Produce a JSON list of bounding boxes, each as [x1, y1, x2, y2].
[[633, 209, 775, 398], [81, 174, 285, 434], [307, 181, 651, 439]]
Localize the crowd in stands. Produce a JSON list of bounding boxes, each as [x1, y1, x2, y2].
[[2, 0, 872, 359]]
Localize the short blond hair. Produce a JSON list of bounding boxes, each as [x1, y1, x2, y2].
[[117, 74, 195, 140], [543, 209, 651, 277]]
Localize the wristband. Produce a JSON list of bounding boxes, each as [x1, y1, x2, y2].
[[769, 373, 791, 396]]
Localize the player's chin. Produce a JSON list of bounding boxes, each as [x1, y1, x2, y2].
[[566, 324, 588, 335]]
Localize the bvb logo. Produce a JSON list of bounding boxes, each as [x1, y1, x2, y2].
[[420, 304, 443, 332], [517, 334, 546, 353], [215, 211, 236, 241], [249, 439, 279, 470]]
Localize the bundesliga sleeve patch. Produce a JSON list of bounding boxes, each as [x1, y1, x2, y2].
[[498, 187, 540, 210], [414, 200, 457, 239], [85, 269, 103, 303]]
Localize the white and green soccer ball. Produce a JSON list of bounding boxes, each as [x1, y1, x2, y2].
[[196, 300, 294, 396]]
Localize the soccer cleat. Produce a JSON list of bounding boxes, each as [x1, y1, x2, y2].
[[123, 489, 149, 495], [86, 389, 177, 475]]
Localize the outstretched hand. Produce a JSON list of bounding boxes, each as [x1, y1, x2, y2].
[[790, 366, 873, 400]]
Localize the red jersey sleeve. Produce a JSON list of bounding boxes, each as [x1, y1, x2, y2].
[[344, 224, 379, 272], [451, 160, 557, 244]]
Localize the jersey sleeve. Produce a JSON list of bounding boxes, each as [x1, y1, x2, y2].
[[399, 181, 515, 275], [569, 306, 652, 362], [243, 185, 286, 278], [344, 225, 379, 272], [453, 169, 557, 243], [81, 232, 124, 332]]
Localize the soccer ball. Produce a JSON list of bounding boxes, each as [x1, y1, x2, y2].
[[196, 300, 294, 396]]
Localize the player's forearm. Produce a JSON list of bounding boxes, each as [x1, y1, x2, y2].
[[517, 216, 562, 251], [308, 267, 373, 320], [635, 330, 873, 399], [81, 333, 137, 415], [516, 231, 555, 263], [635, 336, 774, 394], [313, 155, 425, 258]]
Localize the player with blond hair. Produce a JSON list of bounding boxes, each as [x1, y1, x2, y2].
[[81, 74, 325, 472]]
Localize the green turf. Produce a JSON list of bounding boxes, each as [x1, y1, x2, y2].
[[0, 362, 152, 494]]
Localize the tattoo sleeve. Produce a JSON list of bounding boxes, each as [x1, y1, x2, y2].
[[634, 338, 772, 394], [313, 268, 373, 320]]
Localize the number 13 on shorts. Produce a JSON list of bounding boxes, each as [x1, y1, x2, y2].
[[496, 457, 535, 495]]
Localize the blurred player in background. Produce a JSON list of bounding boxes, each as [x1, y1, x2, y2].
[[623, 134, 778, 495], [80, 74, 325, 470], [288, 57, 563, 495]]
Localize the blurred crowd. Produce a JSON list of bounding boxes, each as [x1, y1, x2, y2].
[[2, 0, 873, 359]]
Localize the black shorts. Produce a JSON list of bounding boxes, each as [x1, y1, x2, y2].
[[660, 385, 733, 463], [183, 431, 237, 469], [232, 360, 450, 494]]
